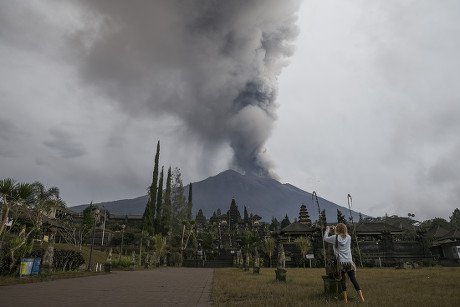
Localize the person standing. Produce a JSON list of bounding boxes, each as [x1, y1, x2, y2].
[[324, 223, 365, 303]]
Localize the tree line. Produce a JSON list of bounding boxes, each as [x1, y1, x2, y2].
[[140, 141, 194, 263]]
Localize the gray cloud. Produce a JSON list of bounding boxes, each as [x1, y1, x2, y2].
[[1, 0, 458, 221], [67, 0, 300, 178], [0, 118, 28, 158], [44, 128, 87, 159]]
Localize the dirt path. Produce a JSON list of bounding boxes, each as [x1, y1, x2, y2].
[[0, 267, 214, 306]]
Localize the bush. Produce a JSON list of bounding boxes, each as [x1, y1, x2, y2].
[[169, 252, 182, 266], [53, 250, 85, 271], [0, 257, 12, 275]]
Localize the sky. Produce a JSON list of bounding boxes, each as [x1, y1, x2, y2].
[[1, 0, 459, 221]]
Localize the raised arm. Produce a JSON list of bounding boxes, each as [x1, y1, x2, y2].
[[323, 226, 336, 244]]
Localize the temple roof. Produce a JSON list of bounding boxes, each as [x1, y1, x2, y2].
[[353, 222, 403, 234], [439, 229, 460, 240], [281, 221, 315, 233], [388, 219, 416, 231], [425, 226, 450, 239]]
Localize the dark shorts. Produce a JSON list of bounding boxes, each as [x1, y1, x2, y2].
[[341, 262, 355, 272]]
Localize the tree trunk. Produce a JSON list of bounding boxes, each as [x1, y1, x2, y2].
[[0, 205, 10, 236], [8, 226, 38, 271]]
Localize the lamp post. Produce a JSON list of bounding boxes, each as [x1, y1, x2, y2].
[[88, 209, 100, 271], [119, 224, 126, 267]]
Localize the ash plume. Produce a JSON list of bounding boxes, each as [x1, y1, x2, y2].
[[71, 0, 301, 178]]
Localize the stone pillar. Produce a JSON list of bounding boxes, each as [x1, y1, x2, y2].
[[275, 243, 287, 281], [238, 249, 243, 268], [253, 248, 260, 274], [244, 251, 250, 271], [322, 276, 341, 295], [322, 242, 341, 296]]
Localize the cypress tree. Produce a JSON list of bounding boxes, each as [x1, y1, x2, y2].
[[337, 209, 347, 225], [170, 168, 187, 238], [244, 206, 249, 224], [161, 166, 172, 236], [154, 166, 164, 234], [82, 203, 95, 243], [150, 141, 160, 223], [269, 217, 279, 232], [187, 182, 193, 222], [280, 214, 291, 229], [142, 141, 160, 235], [142, 198, 153, 234], [319, 209, 327, 227]]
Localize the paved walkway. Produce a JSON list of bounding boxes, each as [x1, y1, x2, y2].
[[0, 267, 214, 307]]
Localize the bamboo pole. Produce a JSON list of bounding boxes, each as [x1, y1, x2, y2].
[[347, 194, 363, 268], [313, 191, 327, 268]]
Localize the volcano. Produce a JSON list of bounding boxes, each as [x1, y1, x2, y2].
[[70, 169, 364, 222]]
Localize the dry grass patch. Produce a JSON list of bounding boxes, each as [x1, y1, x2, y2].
[[54, 243, 108, 264], [212, 267, 460, 306]]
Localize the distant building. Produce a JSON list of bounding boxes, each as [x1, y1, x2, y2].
[[431, 229, 460, 265], [298, 203, 312, 226]]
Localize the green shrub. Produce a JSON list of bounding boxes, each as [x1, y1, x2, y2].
[[112, 255, 131, 268]]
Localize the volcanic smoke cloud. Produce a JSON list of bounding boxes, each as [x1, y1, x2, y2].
[[72, 0, 301, 178]]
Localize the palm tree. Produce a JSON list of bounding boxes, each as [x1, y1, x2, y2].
[[30, 181, 64, 216], [296, 236, 311, 268], [0, 178, 35, 235], [262, 237, 275, 268], [6, 181, 64, 270]]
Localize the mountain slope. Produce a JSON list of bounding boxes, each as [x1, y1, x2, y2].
[[70, 195, 148, 215], [70, 169, 364, 222], [185, 170, 362, 222]]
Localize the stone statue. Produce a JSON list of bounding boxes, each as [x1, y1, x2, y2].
[[40, 240, 55, 277], [144, 253, 150, 269], [42, 243, 54, 267], [153, 251, 158, 267], [107, 248, 113, 262], [104, 248, 113, 272], [129, 251, 136, 270]]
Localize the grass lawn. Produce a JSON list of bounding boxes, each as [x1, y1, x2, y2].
[[212, 266, 460, 306], [0, 270, 108, 286], [0, 244, 112, 286]]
